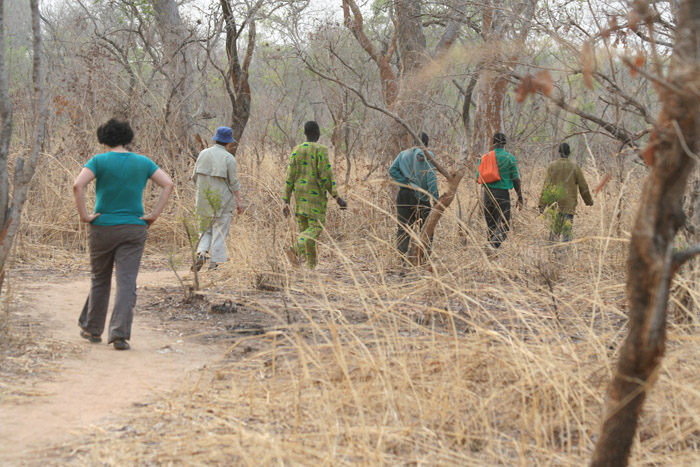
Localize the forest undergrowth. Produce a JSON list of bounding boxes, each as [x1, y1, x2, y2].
[[4, 142, 700, 465]]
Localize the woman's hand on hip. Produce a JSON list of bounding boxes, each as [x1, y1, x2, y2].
[[140, 213, 157, 228], [81, 213, 101, 223]]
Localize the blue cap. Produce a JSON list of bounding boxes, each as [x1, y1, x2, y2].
[[213, 126, 235, 144]]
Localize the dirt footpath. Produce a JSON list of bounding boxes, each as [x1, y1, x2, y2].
[[0, 270, 225, 465]]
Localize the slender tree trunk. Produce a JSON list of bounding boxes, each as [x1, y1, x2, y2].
[[474, 74, 508, 142], [342, 0, 398, 107], [0, 0, 46, 286], [0, 0, 12, 232], [228, 22, 253, 156], [591, 1, 700, 464], [221, 0, 260, 157]]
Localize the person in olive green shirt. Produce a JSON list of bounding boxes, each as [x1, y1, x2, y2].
[[282, 121, 347, 268], [538, 142, 594, 242], [476, 133, 523, 249]]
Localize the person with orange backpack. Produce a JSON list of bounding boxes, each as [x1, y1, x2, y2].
[[476, 133, 523, 250]]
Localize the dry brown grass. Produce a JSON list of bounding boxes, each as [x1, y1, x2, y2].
[[10, 144, 700, 465]]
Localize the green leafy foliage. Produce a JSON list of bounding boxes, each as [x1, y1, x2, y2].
[[541, 183, 567, 237]]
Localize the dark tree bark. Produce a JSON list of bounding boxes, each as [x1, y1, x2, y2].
[[395, 0, 427, 75], [220, 0, 263, 156], [591, 1, 700, 465]]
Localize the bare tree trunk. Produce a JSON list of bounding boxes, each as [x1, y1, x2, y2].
[[674, 174, 700, 322], [591, 1, 700, 464], [0, 0, 46, 289], [407, 168, 465, 264], [342, 0, 398, 107], [395, 0, 427, 76], [0, 0, 12, 233], [152, 0, 195, 152], [220, 0, 263, 156], [472, 3, 511, 150]]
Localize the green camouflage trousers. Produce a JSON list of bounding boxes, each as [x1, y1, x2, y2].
[[294, 215, 324, 269]]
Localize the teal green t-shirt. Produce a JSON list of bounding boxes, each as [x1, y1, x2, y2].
[[475, 147, 520, 190], [84, 152, 159, 226]]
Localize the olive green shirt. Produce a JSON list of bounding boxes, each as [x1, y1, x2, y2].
[[538, 157, 593, 215], [283, 142, 338, 221]]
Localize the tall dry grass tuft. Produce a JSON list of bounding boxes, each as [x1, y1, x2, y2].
[[16, 143, 700, 463]]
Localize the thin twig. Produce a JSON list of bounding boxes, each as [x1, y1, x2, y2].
[[672, 244, 700, 272]]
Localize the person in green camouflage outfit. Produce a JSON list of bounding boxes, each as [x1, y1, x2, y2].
[[282, 121, 347, 268], [538, 142, 594, 242]]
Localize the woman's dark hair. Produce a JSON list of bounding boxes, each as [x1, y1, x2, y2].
[[97, 118, 134, 147]]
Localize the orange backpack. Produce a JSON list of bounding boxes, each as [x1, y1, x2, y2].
[[477, 150, 501, 184]]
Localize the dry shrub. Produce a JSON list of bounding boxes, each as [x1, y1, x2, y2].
[[11, 140, 700, 464]]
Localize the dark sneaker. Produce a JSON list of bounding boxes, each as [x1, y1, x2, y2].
[[80, 329, 102, 343], [113, 339, 130, 351]]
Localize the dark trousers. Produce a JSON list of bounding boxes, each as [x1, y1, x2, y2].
[[396, 187, 432, 255], [483, 187, 511, 249], [78, 224, 147, 343], [549, 212, 575, 242]]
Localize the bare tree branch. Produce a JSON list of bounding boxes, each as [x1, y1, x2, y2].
[[672, 244, 700, 271], [300, 54, 453, 180]]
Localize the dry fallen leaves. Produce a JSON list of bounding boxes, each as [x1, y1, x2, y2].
[[515, 70, 553, 103], [581, 42, 595, 90], [629, 54, 646, 78], [628, 10, 641, 31]]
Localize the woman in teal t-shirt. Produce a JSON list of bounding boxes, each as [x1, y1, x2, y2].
[[73, 119, 174, 350]]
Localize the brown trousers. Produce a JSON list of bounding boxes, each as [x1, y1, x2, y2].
[[78, 224, 147, 343]]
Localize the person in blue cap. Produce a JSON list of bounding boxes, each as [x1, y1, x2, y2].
[[192, 126, 244, 271]]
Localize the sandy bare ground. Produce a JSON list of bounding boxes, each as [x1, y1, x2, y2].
[[0, 270, 225, 465]]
